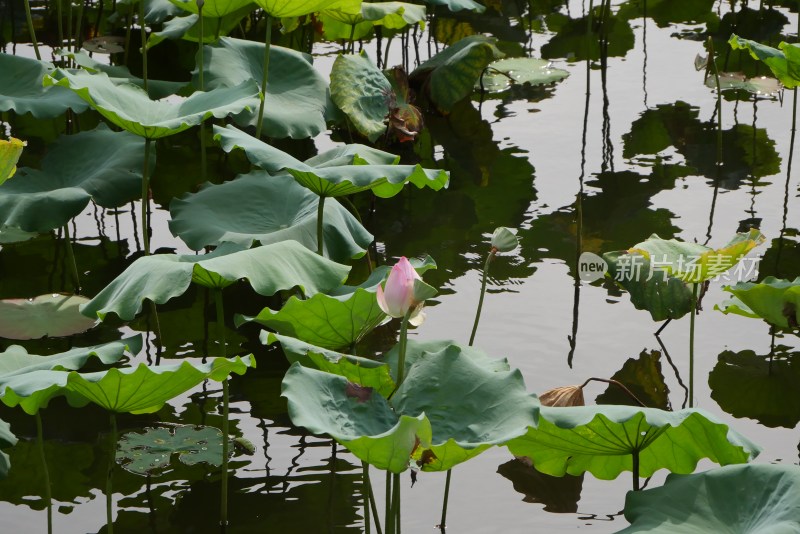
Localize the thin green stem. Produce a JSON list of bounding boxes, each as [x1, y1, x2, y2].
[[707, 37, 723, 165], [23, 0, 41, 59], [123, 4, 132, 66], [148, 299, 163, 364], [35, 412, 52, 534], [57, 0, 64, 51], [632, 449, 640, 491], [469, 250, 495, 346], [63, 223, 81, 293], [198, 2, 207, 182], [255, 15, 273, 138], [317, 195, 326, 256], [439, 469, 451, 532], [216, 289, 230, 529], [363, 463, 382, 534], [689, 282, 698, 408], [384, 473, 393, 534], [141, 138, 152, 255], [390, 473, 401, 534], [107, 412, 117, 534], [362, 462, 371, 534], [139, 0, 148, 91], [74, 0, 84, 50], [395, 313, 410, 387]]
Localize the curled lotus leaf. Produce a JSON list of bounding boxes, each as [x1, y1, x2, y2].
[[616, 463, 800, 533], [117, 425, 224, 475], [729, 34, 800, 89], [80, 241, 351, 321], [168, 172, 372, 260], [0, 55, 89, 118], [506, 405, 761, 481], [0, 138, 25, 185], [717, 276, 800, 330]]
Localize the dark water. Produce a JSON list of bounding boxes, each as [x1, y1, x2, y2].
[[1, 0, 799, 532]]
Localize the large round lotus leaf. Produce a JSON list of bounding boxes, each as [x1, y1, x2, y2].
[[168, 172, 372, 260], [253, 0, 345, 17], [0, 138, 25, 185], [0, 125, 148, 233], [0, 417, 17, 479], [384, 338, 511, 377], [169, 0, 252, 17], [330, 52, 393, 142], [194, 38, 330, 139], [214, 125, 449, 198], [0, 294, 97, 340], [0, 336, 141, 378], [717, 277, 800, 329], [1, 355, 254, 415], [506, 406, 761, 480], [80, 241, 351, 321], [43, 69, 259, 139], [262, 332, 395, 397], [117, 425, 224, 475], [147, 6, 252, 49], [628, 229, 765, 283], [239, 287, 386, 350], [603, 250, 693, 322], [321, 2, 426, 41], [0, 55, 88, 118], [616, 463, 800, 533], [282, 343, 539, 473], [478, 57, 569, 93], [709, 349, 800, 429], [730, 35, 800, 89], [410, 35, 504, 112], [282, 362, 432, 473]]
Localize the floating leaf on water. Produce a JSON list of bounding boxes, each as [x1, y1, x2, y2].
[[82, 36, 125, 54], [0, 294, 97, 340], [729, 34, 800, 89], [477, 57, 570, 94], [705, 72, 782, 96], [116, 425, 225, 476]]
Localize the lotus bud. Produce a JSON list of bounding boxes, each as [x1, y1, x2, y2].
[[377, 257, 436, 325], [196, 0, 205, 8], [0, 137, 25, 184], [539, 385, 585, 407], [491, 227, 518, 253]]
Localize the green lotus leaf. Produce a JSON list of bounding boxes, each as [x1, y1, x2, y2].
[[506, 406, 760, 481], [0, 55, 88, 118], [729, 34, 800, 89], [253, 0, 355, 17], [321, 2, 426, 39], [64, 355, 255, 413], [147, 6, 252, 49], [616, 464, 800, 533], [709, 348, 800, 429], [603, 250, 693, 321], [0, 138, 24, 185], [0, 125, 148, 233], [330, 52, 393, 142], [0, 417, 17, 479], [704, 72, 782, 96], [214, 125, 448, 197], [717, 276, 800, 329], [43, 69, 259, 139], [193, 37, 330, 139], [62, 51, 187, 99], [168, 172, 372, 260], [169, 0, 252, 17], [0, 336, 142, 378], [410, 35, 504, 112], [628, 229, 765, 283], [282, 343, 538, 472], [0, 294, 97, 340], [421, 0, 484, 12], [478, 57, 569, 93], [240, 287, 387, 350], [263, 332, 394, 397], [384, 338, 511, 376], [117, 425, 224, 475], [81, 241, 351, 321]]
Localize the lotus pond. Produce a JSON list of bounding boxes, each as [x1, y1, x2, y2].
[[1, 0, 800, 532]]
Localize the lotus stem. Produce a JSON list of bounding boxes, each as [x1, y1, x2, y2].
[[107, 412, 117, 534], [23, 0, 41, 59], [57, 0, 65, 51], [395, 312, 410, 388], [198, 1, 207, 183], [35, 412, 52, 534], [362, 462, 371, 534], [469, 249, 496, 346], [215, 289, 230, 529], [74, 0, 84, 51], [362, 462, 383, 534], [579, 378, 646, 407], [384, 472, 392, 534], [62, 223, 81, 293], [124, 4, 132, 66], [255, 14, 273, 139], [141, 137, 152, 255], [390, 473, 401, 534], [689, 282, 699, 408], [438, 469, 452, 533], [316, 195, 326, 256], [632, 449, 640, 491], [148, 299, 163, 365], [139, 0, 148, 91], [707, 37, 723, 166]]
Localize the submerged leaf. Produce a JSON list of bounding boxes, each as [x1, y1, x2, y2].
[[117, 425, 225, 475]]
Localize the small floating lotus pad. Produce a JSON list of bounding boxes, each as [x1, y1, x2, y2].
[[478, 58, 570, 93], [616, 463, 800, 533], [0, 294, 97, 340], [117, 425, 224, 475]]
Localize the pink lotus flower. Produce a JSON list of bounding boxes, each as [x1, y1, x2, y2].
[[377, 257, 426, 324]]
